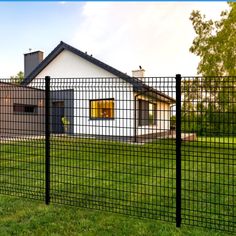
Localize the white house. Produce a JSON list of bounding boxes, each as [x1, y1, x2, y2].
[[21, 41, 175, 142]]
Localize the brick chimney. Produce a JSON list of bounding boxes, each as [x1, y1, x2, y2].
[[132, 68, 145, 78], [24, 51, 44, 77]]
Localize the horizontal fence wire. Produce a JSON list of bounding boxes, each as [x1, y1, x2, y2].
[[46, 77, 176, 223], [0, 79, 45, 200], [181, 76, 236, 232], [0, 76, 235, 232]]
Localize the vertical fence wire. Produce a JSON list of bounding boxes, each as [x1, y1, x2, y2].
[[181, 76, 236, 232], [46, 77, 176, 223], [0, 78, 45, 201], [0, 76, 235, 233]]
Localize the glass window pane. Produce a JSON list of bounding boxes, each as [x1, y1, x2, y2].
[[90, 99, 114, 119], [13, 104, 37, 114], [139, 100, 156, 126], [91, 101, 98, 118]]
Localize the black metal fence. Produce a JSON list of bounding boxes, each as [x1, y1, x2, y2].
[[0, 75, 235, 232]]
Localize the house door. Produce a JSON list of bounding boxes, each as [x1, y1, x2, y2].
[[52, 101, 64, 133]]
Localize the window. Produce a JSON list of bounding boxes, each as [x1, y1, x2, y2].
[[13, 104, 38, 114], [90, 99, 114, 119], [138, 100, 157, 126], [149, 103, 157, 125]]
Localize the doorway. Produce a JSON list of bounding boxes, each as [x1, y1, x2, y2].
[[52, 101, 64, 133]]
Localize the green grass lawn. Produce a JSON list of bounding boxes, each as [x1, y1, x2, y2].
[[0, 136, 235, 235], [0, 195, 231, 236]]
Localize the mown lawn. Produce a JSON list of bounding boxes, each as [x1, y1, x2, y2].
[[0, 195, 231, 236], [0, 136, 235, 235]]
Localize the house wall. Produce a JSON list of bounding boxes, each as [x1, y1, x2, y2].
[[0, 83, 45, 137], [29, 50, 135, 137], [28, 49, 172, 138], [36, 50, 124, 78]]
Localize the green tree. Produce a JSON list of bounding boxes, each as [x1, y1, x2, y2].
[[10, 71, 24, 84], [190, 2, 236, 76], [183, 3, 236, 136]]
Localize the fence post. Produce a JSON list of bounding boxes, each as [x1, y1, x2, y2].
[[176, 74, 182, 227], [45, 76, 50, 205]]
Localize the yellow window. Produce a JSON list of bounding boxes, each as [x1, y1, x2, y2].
[[90, 99, 114, 119]]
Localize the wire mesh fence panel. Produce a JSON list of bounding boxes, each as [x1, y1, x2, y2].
[[0, 75, 235, 232], [181, 76, 236, 232], [0, 79, 45, 200], [44, 77, 177, 222]]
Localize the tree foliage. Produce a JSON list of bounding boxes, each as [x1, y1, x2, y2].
[[183, 3, 236, 136], [182, 77, 236, 136], [190, 2, 236, 76], [10, 71, 24, 84]]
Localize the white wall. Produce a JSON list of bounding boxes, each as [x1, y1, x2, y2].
[[29, 50, 135, 137], [73, 82, 134, 137], [36, 50, 122, 78]]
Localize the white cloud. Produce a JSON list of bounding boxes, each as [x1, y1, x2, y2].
[[72, 2, 228, 77], [58, 2, 67, 5]]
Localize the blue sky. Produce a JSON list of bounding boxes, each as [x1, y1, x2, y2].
[[0, 2, 228, 77], [0, 2, 84, 76]]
